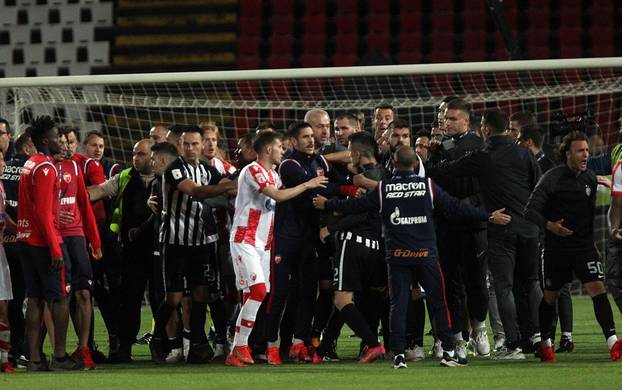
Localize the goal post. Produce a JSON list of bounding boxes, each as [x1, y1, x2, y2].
[[1, 57, 622, 293], [1, 56, 622, 164]]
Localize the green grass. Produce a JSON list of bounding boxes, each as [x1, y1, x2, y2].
[[3, 295, 622, 389]]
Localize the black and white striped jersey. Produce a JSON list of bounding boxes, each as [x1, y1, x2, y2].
[[160, 156, 222, 246]]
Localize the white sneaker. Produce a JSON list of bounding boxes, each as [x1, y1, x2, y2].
[[455, 340, 468, 361], [431, 339, 443, 359], [404, 345, 425, 362], [493, 346, 525, 360], [182, 337, 190, 362], [165, 347, 184, 363], [469, 327, 490, 357]]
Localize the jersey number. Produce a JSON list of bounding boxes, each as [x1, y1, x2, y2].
[[587, 261, 603, 276]]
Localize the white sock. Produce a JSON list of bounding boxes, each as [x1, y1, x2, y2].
[[444, 350, 455, 357], [454, 333, 464, 342], [0, 351, 7, 363], [543, 338, 552, 347], [233, 298, 262, 348], [292, 338, 304, 345], [607, 335, 618, 350], [267, 341, 279, 348], [562, 332, 573, 341], [531, 333, 541, 344]]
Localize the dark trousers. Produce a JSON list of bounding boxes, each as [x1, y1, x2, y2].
[[606, 239, 622, 315], [388, 259, 453, 355], [5, 243, 25, 357], [92, 229, 122, 339], [117, 239, 154, 348], [264, 234, 318, 344], [437, 228, 489, 332], [487, 227, 542, 347]]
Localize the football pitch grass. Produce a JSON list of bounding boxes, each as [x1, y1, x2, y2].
[[3, 295, 622, 389]]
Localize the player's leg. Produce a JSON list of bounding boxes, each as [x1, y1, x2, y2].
[[5, 243, 25, 365], [464, 230, 490, 357], [405, 288, 426, 361], [515, 234, 543, 354], [290, 237, 318, 361], [417, 260, 464, 367], [0, 248, 14, 373], [605, 239, 622, 315], [487, 229, 523, 357], [330, 238, 382, 360], [556, 283, 575, 352], [151, 244, 184, 363], [387, 262, 413, 368], [578, 250, 622, 360], [311, 239, 334, 349], [65, 237, 96, 367], [227, 243, 267, 366], [263, 236, 296, 354]]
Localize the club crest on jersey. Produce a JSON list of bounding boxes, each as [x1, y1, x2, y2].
[[585, 185, 591, 196], [172, 169, 182, 180], [239, 278, 246, 286], [274, 255, 282, 264], [63, 172, 72, 183], [316, 168, 325, 177], [250, 273, 257, 281]]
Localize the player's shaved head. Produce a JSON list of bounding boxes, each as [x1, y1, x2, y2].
[[393, 145, 417, 170]]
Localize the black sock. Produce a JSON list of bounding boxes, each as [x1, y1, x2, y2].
[[312, 289, 334, 338], [412, 299, 426, 347], [340, 303, 379, 348], [539, 298, 556, 342], [317, 311, 344, 356], [208, 299, 227, 344], [190, 302, 208, 345], [592, 293, 617, 340], [154, 302, 175, 341]]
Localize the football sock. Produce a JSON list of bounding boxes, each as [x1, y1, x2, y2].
[[592, 293, 617, 341], [317, 311, 344, 356], [233, 283, 266, 348], [154, 302, 175, 340], [562, 332, 573, 341], [340, 303, 380, 348], [312, 289, 333, 338], [0, 322, 10, 362], [190, 302, 208, 345], [208, 299, 227, 344], [539, 299, 556, 343]]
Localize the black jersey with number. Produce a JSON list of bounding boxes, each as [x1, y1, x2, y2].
[[160, 156, 222, 246]]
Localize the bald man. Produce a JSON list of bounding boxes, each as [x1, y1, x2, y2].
[[89, 139, 157, 362]]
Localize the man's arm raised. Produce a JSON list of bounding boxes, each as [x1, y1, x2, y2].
[[261, 176, 328, 202]]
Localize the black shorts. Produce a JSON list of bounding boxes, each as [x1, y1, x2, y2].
[[64, 236, 93, 292], [21, 243, 71, 300], [162, 243, 219, 293], [317, 239, 335, 282], [332, 232, 381, 292], [542, 247, 604, 291]]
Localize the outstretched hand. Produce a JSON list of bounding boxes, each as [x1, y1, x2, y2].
[[306, 176, 328, 189], [313, 195, 328, 210]]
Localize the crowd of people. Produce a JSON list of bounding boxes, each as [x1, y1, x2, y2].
[[1, 98, 622, 372]]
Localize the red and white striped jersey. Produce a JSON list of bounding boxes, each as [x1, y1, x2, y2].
[[231, 161, 281, 250], [209, 157, 237, 176]]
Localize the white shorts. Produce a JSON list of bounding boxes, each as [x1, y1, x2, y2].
[[0, 244, 13, 301], [230, 242, 271, 293]]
